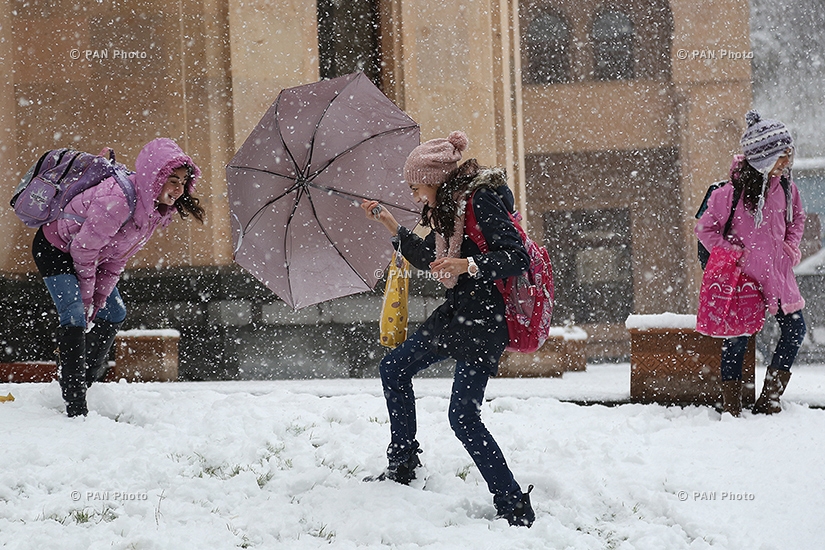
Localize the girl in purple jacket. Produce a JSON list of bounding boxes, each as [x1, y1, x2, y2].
[[32, 138, 205, 417], [696, 111, 806, 417]]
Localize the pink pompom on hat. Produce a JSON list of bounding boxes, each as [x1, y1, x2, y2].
[[403, 130, 469, 186]]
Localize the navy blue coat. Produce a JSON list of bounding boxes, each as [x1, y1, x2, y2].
[[398, 173, 529, 370]]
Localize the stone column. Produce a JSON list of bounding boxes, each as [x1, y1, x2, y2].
[[671, 0, 753, 310], [399, 0, 524, 210]]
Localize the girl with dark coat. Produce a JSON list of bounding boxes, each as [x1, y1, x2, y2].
[[32, 138, 205, 417], [361, 131, 535, 527]]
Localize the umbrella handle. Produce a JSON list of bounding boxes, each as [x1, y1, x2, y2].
[[371, 205, 382, 217]]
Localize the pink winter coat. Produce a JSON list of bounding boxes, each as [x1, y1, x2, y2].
[[695, 158, 806, 316], [42, 138, 200, 315]]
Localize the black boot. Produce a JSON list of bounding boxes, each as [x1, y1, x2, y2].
[[363, 448, 422, 485], [498, 485, 535, 527], [85, 320, 121, 387], [57, 326, 88, 417]]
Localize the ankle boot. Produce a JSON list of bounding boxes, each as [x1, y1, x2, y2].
[[85, 320, 121, 387], [363, 448, 422, 485], [721, 380, 742, 417], [497, 485, 535, 527], [57, 326, 88, 417], [752, 368, 791, 415]]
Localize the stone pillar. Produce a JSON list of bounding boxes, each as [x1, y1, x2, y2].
[[399, 0, 524, 208], [227, 0, 320, 148], [0, 2, 26, 274], [670, 0, 753, 310]]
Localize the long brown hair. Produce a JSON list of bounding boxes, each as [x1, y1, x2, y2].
[[421, 158, 482, 239], [730, 158, 767, 213], [174, 165, 205, 222]]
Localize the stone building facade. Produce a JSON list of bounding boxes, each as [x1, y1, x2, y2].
[[0, 0, 755, 378]]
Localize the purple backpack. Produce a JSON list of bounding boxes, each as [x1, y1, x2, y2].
[[11, 148, 136, 228]]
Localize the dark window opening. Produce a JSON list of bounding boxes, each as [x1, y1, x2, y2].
[[544, 208, 634, 324], [522, 10, 571, 84], [592, 11, 634, 81], [317, 0, 381, 84]]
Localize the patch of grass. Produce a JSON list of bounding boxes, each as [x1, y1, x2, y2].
[[47, 505, 118, 525], [309, 524, 335, 542]]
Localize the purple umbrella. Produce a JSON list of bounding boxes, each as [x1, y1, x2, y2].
[[226, 72, 421, 310]]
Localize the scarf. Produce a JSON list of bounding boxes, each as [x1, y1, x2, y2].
[[433, 194, 467, 289]]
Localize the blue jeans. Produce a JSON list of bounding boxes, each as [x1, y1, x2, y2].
[[380, 328, 522, 509], [43, 274, 127, 328], [721, 308, 806, 380]]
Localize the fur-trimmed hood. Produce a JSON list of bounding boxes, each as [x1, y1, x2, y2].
[[464, 168, 515, 213]]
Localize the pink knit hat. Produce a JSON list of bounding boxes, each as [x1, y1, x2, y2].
[[403, 131, 469, 186]]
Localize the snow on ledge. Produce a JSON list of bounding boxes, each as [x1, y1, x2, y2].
[[116, 329, 181, 338], [547, 326, 588, 341], [795, 247, 825, 276], [625, 313, 697, 331]]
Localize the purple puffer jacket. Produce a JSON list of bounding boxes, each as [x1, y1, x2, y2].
[[695, 156, 806, 315], [42, 138, 200, 314]]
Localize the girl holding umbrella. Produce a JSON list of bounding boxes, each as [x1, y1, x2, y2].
[[361, 131, 535, 527]]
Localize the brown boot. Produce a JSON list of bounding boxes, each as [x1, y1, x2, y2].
[[752, 368, 792, 415], [721, 380, 742, 417]]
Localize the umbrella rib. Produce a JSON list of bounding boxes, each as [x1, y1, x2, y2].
[[307, 181, 420, 215], [282, 184, 306, 308], [305, 125, 419, 184], [303, 73, 359, 176], [273, 92, 308, 180], [304, 189, 371, 288], [242, 181, 302, 236]]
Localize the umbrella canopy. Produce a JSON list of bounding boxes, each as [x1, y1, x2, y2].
[[226, 72, 421, 310]]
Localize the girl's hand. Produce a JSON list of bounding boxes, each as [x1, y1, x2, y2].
[[429, 258, 469, 281], [361, 199, 400, 235]]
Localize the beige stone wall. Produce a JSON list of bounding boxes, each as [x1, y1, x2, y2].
[[0, 0, 525, 275], [0, 0, 236, 274], [521, 0, 751, 318], [0, 0, 753, 353], [228, 0, 320, 147]]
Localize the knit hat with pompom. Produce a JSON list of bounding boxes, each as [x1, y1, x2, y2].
[[740, 110, 794, 174], [403, 131, 469, 186]]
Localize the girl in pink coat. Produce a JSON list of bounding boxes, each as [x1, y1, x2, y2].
[[32, 138, 205, 417], [696, 111, 806, 416]]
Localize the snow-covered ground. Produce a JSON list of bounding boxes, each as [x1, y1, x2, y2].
[[2, 363, 825, 549]]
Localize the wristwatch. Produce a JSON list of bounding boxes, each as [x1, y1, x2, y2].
[[467, 256, 480, 278]]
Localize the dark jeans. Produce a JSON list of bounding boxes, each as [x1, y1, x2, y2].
[[721, 308, 807, 381], [380, 327, 522, 510]]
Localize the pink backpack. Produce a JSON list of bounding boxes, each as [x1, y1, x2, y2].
[[465, 192, 554, 353]]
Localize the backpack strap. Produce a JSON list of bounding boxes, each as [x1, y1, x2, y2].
[[463, 190, 515, 297], [112, 167, 137, 219], [722, 186, 742, 239], [58, 165, 136, 226]]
